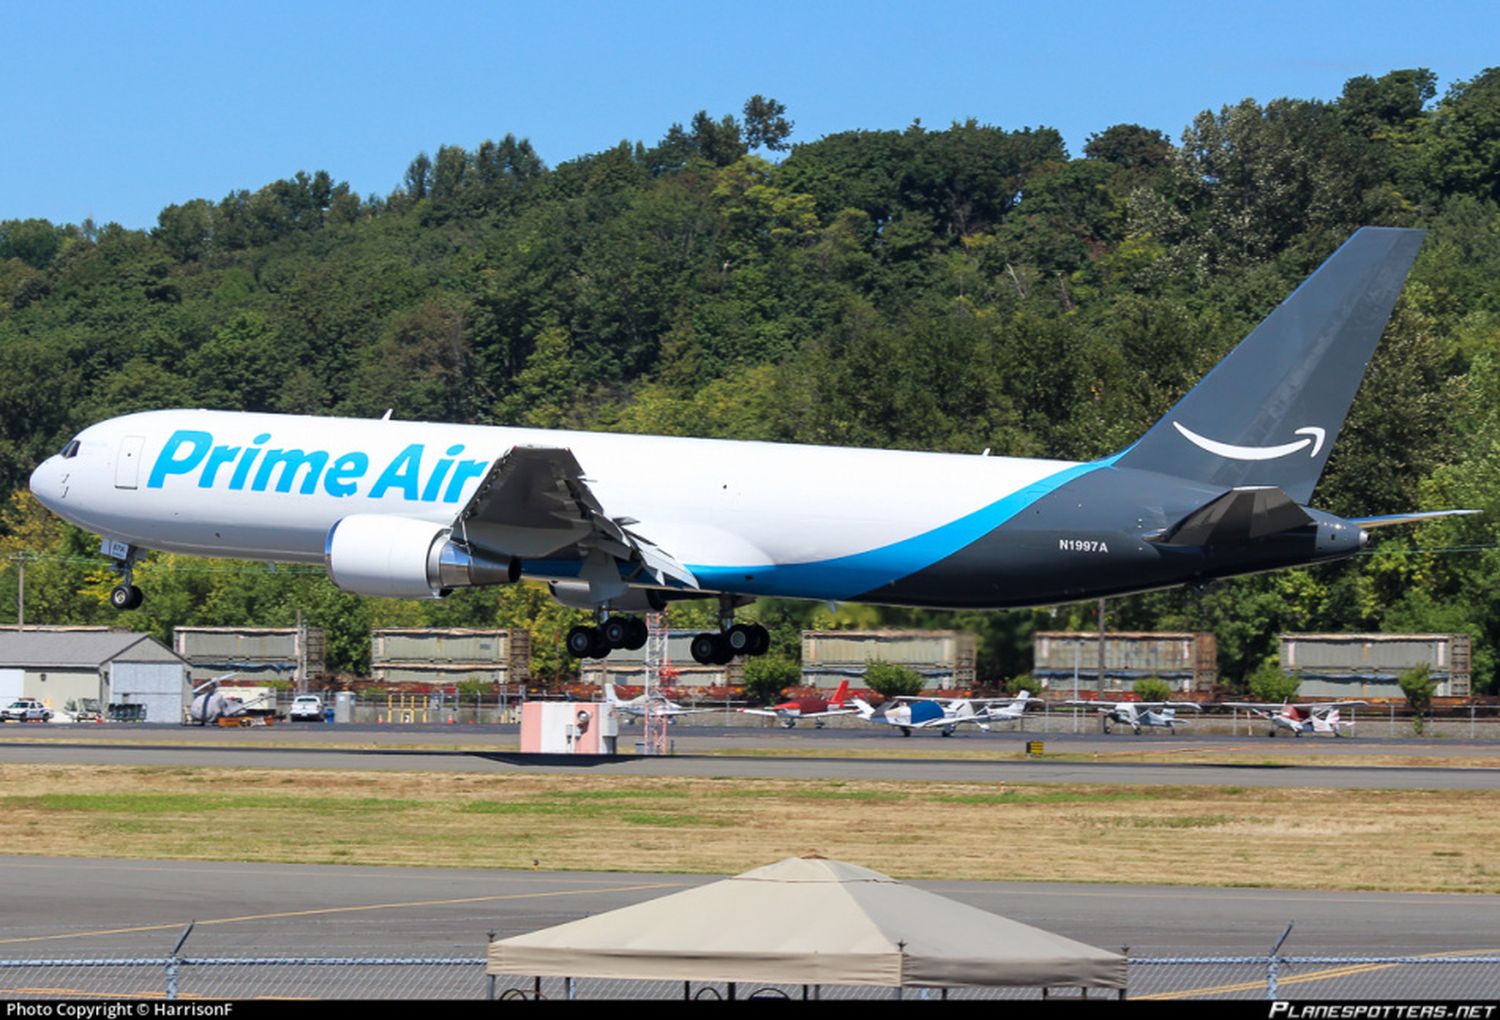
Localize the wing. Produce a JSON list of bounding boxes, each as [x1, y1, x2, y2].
[[454, 446, 697, 599]]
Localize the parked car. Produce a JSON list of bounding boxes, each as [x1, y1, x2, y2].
[[289, 695, 324, 722], [2, 698, 53, 722]]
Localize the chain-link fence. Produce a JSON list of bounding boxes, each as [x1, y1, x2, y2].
[[2, 955, 1496, 1000]]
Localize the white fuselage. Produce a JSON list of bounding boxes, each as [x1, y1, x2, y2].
[[29, 409, 1079, 603]]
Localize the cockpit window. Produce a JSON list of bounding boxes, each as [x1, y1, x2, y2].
[[60, 439, 80, 459]]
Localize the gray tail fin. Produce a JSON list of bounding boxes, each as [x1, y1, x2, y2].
[[1114, 227, 1425, 504]]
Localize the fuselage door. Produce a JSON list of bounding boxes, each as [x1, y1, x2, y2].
[[115, 436, 146, 489]]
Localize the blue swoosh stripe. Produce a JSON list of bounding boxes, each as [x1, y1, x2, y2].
[[687, 457, 1115, 600]]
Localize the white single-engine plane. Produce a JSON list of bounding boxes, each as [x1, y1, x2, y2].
[[1066, 699, 1202, 735], [1222, 699, 1366, 737]]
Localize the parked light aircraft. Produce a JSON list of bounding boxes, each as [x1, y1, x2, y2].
[[28, 229, 1474, 666], [740, 680, 854, 728], [1222, 699, 1366, 737], [603, 682, 717, 723], [1066, 699, 1201, 735], [852, 690, 1040, 736]]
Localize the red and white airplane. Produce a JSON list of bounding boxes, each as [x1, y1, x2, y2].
[[1222, 699, 1367, 737], [740, 679, 855, 728]]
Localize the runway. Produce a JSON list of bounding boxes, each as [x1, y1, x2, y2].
[[2, 855, 1496, 959], [2, 732, 1498, 789]]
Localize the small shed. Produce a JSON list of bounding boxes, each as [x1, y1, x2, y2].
[[487, 856, 1126, 997], [0, 627, 190, 722]]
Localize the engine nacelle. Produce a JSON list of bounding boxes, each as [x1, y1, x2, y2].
[[548, 580, 667, 612], [325, 514, 519, 598]]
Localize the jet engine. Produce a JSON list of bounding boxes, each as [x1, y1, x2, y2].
[[325, 514, 519, 598]]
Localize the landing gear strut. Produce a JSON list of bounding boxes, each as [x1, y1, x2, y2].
[[104, 539, 144, 611]]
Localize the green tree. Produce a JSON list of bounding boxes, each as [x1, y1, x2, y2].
[[1398, 665, 1438, 734], [864, 660, 926, 698], [742, 655, 799, 705], [1133, 676, 1173, 702], [1247, 661, 1301, 702]]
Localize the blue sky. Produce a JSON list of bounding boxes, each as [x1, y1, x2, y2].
[[4, 0, 1497, 230]]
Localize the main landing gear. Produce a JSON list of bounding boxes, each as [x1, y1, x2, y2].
[[562, 596, 772, 663], [687, 623, 770, 665], [566, 615, 648, 660]]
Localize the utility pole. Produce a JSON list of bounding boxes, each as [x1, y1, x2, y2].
[[1096, 597, 1106, 694], [15, 553, 23, 629]]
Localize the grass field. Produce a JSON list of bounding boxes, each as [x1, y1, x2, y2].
[[2, 763, 1496, 893]]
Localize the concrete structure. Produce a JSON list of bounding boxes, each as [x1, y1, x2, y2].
[[370, 628, 530, 687], [800, 630, 977, 690], [173, 626, 325, 687], [579, 630, 741, 689], [0, 626, 190, 721], [1281, 633, 1472, 698], [1032, 632, 1218, 693]]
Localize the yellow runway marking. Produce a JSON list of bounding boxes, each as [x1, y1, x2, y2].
[[1135, 948, 1498, 1000], [0, 882, 682, 946]]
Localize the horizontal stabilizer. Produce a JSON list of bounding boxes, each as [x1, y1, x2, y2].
[[1149, 486, 1313, 547], [1347, 509, 1480, 529]]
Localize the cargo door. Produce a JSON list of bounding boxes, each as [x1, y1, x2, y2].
[[115, 436, 145, 489]]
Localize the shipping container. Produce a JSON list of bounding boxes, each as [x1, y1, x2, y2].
[[1032, 631, 1217, 692], [173, 626, 324, 686], [370, 628, 531, 687], [1280, 633, 1471, 698], [800, 630, 978, 690]]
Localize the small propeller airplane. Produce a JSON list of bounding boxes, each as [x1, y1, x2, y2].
[[1221, 699, 1366, 737], [602, 682, 717, 724], [851, 690, 1041, 737], [739, 679, 855, 728], [1065, 699, 1202, 735]]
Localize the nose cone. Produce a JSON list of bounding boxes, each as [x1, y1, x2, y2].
[[29, 457, 65, 513]]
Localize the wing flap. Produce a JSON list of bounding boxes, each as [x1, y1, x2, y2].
[[454, 445, 698, 591]]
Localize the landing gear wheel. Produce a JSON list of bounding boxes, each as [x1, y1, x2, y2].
[[726, 624, 757, 656], [602, 617, 631, 649], [566, 625, 600, 659], [1102, 719, 1112, 735], [110, 585, 143, 611], [711, 637, 734, 666], [624, 617, 648, 651], [749, 624, 771, 656], [690, 633, 721, 666]]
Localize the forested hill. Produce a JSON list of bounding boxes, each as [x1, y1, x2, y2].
[[2, 71, 1499, 687]]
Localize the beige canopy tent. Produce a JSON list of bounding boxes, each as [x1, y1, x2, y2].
[[487, 856, 1126, 994]]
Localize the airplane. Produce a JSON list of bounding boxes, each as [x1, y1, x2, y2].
[[852, 690, 1040, 736], [28, 228, 1475, 665], [740, 679, 855, 728], [603, 682, 717, 723], [1222, 699, 1367, 737], [1065, 699, 1202, 735]]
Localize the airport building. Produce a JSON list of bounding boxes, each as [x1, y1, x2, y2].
[[800, 630, 977, 690], [0, 626, 191, 721], [1280, 633, 1472, 698], [1031, 631, 1218, 693], [370, 627, 531, 687], [173, 626, 325, 688]]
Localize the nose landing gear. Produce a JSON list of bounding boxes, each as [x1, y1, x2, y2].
[[102, 539, 144, 611]]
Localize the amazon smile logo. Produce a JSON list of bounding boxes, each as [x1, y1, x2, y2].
[[1172, 422, 1326, 461]]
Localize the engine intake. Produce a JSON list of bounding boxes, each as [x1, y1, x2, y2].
[[325, 514, 519, 598]]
